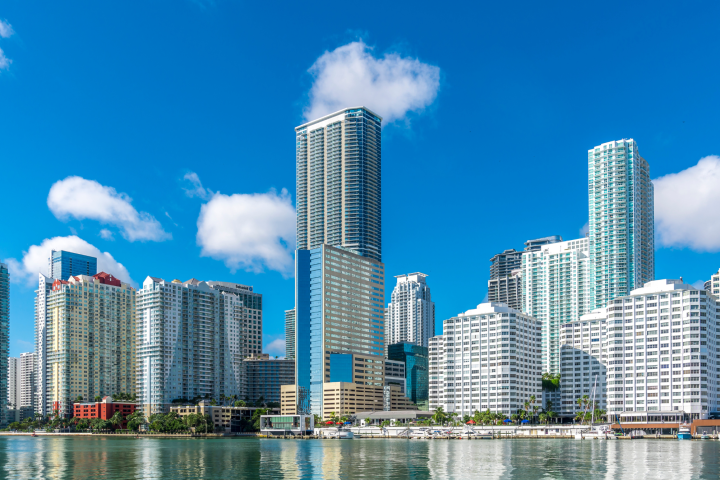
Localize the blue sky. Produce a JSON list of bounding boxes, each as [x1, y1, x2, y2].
[[1, 0, 720, 357]]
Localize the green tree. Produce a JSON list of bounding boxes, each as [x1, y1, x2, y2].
[[234, 400, 246, 407], [431, 406, 446, 426], [109, 411, 124, 430], [364, 417, 371, 426], [126, 410, 146, 432]]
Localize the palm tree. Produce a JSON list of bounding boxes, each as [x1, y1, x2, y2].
[[511, 413, 519, 424], [364, 417, 371, 427], [532, 406, 539, 424], [523, 401, 530, 421], [432, 406, 446, 426], [539, 413, 548, 424], [109, 411, 124, 430]]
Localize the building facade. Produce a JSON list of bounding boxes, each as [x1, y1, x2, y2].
[[387, 341, 429, 410], [7, 357, 19, 410], [384, 359, 406, 395], [428, 302, 543, 417], [136, 277, 245, 414], [285, 309, 295, 359], [34, 274, 53, 414], [385, 273, 434, 350], [36, 272, 135, 416], [0, 263, 7, 425], [295, 107, 382, 262], [49, 250, 97, 281], [521, 238, 593, 374], [489, 249, 523, 280], [73, 396, 137, 429], [19, 352, 34, 409], [295, 244, 385, 416], [707, 268, 719, 299], [588, 139, 654, 309], [244, 353, 295, 405], [559, 308, 608, 417], [207, 281, 263, 356], [488, 270, 523, 311]]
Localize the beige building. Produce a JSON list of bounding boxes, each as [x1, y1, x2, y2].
[[170, 401, 279, 433], [41, 272, 135, 416]]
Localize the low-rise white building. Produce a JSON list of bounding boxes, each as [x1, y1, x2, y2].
[[559, 308, 608, 417], [429, 302, 542, 417]]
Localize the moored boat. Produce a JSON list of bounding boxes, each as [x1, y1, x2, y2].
[[678, 424, 692, 440]]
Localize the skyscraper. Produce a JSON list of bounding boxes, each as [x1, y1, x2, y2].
[[294, 244, 385, 416], [285, 309, 295, 359], [136, 277, 245, 414], [0, 263, 9, 426], [38, 272, 135, 416], [295, 107, 382, 262], [521, 238, 592, 374], [588, 139, 654, 308], [19, 352, 35, 409], [206, 282, 263, 356], [387, 341, 429, 410], [8, 357, 19, 410], [707, 268, 719, 299], [385, 273, 434, 350], [49, 250, 97, 280]]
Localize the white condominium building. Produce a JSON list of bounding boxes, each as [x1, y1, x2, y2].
[[7, 357, 19, 409], [588, 139, 654, 309], [136, 277, 245, 414], [559, 308, 608, 417], [385, 273, 435, 350], [706, 268, 719, 299], [295, 107, 382, 262], [521, 238, 592, 374], [598, 280, 719, 420], [19, 352, 35, 408], [428, 302, 542, 417]]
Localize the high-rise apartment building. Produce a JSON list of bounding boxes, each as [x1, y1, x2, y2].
[[136, 277, 245, 414], [488, 270, 523, 310], [295, 107, 382, 262], [588, 139, 654, 308], [49, 250, 97, 280], [521, 238, 593, 374], [385, 273, 434, 350], [294, 244, 385, 416], [19, 352, 35, 409], [8, 357, 19, 409], [587, 280, 719, 420], [206, 282, 263, 355], [558, 308, 608, 417], [488, 236, 562, 311], [0, 263, 8, 425], [707, 268, 719, 299], [244, 353, 295, 405], [285, 309, 295, 359], [428, 303, 543, 417], [36, 272, 135, 416]]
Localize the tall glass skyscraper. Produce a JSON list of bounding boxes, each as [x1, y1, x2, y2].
[[588, 139, 654, 308], [387, 342, 429, 410], [0, 263, 9, 426], [49, 250, 97, 280], [295, 107, 382, 262]]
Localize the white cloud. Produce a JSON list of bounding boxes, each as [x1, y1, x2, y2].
[[6, 235, 134, 287], [305, 40, 440, 124], [580, 222, 589, 237], [0, 20, 14, 38], [654, 156, 720, 251], [99, 229, 114, 240], [183, 172, 212, 200], [47, 176, 170, 242], [0, 48, 11, 71], [265, 338, 286, 357], [196, 188, 296, 277]]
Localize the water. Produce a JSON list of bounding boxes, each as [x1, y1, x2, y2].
[[1, 437, 719, 479]]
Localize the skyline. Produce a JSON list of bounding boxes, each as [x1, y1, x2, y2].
[[2, 1, 720, 359]]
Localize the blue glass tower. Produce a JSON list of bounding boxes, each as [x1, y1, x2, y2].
[[49, 250, 97, 280], [387, 341, 429, 410], [0, 263, 9, 426]]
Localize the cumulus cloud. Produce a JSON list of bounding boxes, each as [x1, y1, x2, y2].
[[0, 49, 11, 70], [265, 337, 286, 357], [305, 40, 440, 124], [183, 172, 212, 200], [196, 188, 296, 277], [99, 229, 114, 240], [654, 156, 720, 251], [6, 235, 134, 287], [47, 176, 170, 242], [0, 20, 13, 38]]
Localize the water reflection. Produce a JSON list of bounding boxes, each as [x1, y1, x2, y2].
[[0, 437, 718, 479]]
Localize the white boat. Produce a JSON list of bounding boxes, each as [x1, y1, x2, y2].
[[678, 424, 692, 440], [575, 425, 614, 440], [324, 429, 354, 439]]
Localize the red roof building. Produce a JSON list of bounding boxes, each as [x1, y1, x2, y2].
[[73, 396, 137, 429]]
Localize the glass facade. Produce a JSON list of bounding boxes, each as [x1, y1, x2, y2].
[[49, 250, 97, 280], [0, 264, 9, 425], [387, 342, 429, 409], [295, 244, 385, 415], [329, 353, 353, 383]]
